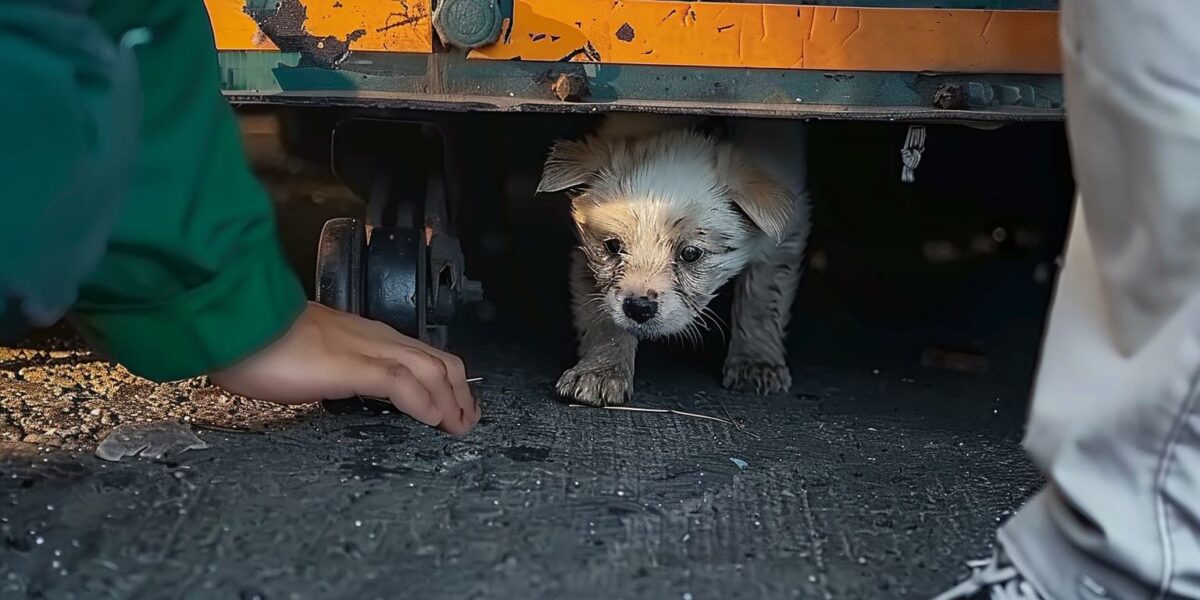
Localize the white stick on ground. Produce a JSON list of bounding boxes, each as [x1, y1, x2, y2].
[[568, 403, 739, 425]]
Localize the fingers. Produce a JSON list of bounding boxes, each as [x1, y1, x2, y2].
[[435, 350, 480, 425], [367, 344, 476, 433], [357, 322, 480, 427], [352, 359, 444, 428], [395, 346, 473, 435], [339, 310, 480, 433], [212, 304, 479, 435]]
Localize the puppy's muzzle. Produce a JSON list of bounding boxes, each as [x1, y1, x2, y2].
[[622, 296, 659, 324]]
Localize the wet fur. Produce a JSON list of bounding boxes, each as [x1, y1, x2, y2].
[[540, 114, 811, 406]]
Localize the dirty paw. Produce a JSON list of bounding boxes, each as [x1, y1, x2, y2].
[[722, 361, 792, 395], [556, 364, 632, 406]]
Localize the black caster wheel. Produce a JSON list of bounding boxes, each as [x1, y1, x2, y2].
[[364, 226, 427, 341], [316, 223, 433, 414], [314, 217, 377, 415], [314, 217, 366, 314], [317, 117, 483, 413], [314, 220, 483, 414], [313, 220, 484, 349]]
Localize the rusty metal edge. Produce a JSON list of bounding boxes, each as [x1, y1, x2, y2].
[[224, 90, 1064, 123]]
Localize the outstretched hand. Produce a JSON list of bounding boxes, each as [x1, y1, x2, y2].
[[210, 302, 479, 435]]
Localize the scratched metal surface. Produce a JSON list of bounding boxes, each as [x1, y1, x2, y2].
[[214, 0, 1064, 119], [218, 51, 1066, 122]]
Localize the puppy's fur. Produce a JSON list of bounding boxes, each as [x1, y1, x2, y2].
[[539, 114, 811, 406]]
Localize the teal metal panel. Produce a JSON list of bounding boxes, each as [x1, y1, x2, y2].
[[218, 50, 1063, 122]]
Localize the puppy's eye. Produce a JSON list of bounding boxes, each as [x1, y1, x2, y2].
[[603, 238, 624, 255], [678, 245, 705, 264]]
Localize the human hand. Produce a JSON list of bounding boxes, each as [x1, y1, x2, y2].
[[209, 302, 479, 435]]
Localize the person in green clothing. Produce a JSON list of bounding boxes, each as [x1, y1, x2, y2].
[[0, 0, 479, 435]]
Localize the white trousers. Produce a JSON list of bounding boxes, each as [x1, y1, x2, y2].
[[998, 2, 1200, 599]]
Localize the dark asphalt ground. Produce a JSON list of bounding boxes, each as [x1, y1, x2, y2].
[[1, 330, 1039, 600]]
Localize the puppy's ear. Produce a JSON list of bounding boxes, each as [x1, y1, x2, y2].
[[720, 151, 795, 244], [537, 139, 606, 193]]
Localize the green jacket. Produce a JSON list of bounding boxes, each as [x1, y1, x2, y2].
[[0, 0, 306, 381]]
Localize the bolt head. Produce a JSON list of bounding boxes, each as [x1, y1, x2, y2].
[[433, 0, 503, 50]]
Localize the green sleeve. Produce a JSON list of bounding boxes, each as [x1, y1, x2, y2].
[[0, 1, 141, 338], [68, 0, 306, 382]]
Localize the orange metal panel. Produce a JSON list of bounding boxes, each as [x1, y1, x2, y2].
[[206, 0, 278, 50], [205, 0, 433, 53], [470, 1, 1061, 74]]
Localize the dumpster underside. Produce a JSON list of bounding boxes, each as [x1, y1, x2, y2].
[[0, 113, 1069, 599]]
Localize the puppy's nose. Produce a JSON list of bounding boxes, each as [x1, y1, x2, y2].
[[622, 296, 658, 324]]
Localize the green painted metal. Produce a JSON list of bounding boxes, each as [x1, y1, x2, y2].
[[217, 49, 1063, 122], [219, 52, 301, 92]]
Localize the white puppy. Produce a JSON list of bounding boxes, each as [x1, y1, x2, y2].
[[539, 114, 811, 406]]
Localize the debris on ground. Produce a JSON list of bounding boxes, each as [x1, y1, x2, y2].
[[730, 457, 749, 470], [94, 420, 209, 462], [0, 325, 317, 451]]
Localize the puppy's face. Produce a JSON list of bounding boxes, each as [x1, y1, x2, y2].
[[540, 127, 794, 339]]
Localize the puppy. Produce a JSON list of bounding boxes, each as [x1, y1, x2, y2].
[[538, 114, 811, 406]]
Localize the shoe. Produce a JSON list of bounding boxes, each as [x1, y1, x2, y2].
[[930, 549, 1043, 600]]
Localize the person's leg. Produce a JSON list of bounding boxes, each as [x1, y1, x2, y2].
[[935, 2, 1200, 599]]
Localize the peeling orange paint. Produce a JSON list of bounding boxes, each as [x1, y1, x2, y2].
[[469, 0, 1061, 74], [303, 0, 431, 52], [205, 0, 432, 53], [206, 0, 278, 50]]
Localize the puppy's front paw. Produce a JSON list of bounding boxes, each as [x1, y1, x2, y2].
[[722, 361, 792, 395], [556, 363, 632, 406]]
